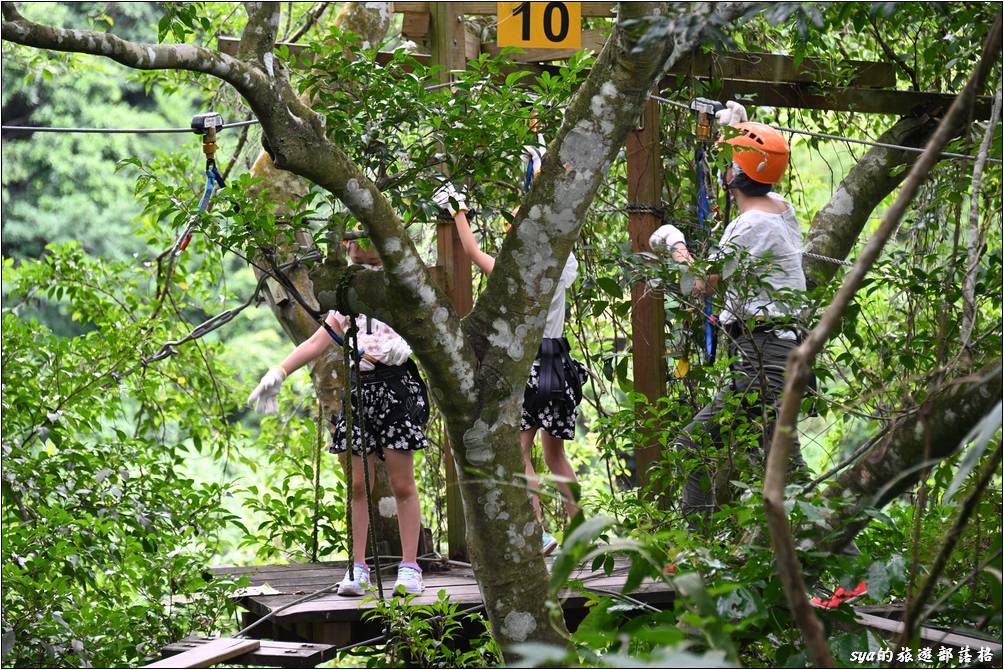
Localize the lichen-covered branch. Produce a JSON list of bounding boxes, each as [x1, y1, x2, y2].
[[804, 48, 1002, 290], [445, 2, 751, 654], [239, 2, 281, 63]]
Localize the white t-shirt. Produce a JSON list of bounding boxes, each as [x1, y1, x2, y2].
[[327, 311, 406, 371], [711, 193, 806, 325], [543, 252, 578, 339]]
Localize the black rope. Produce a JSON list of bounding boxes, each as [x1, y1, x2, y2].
[[347, 314, 386, 601], [261, 254, 367, 358], [342, 321, 356, 583]]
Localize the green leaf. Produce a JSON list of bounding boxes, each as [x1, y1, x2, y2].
[[942, 399, 1002, 503], [549, 515, 617, 591], [596, 276, 622, 298]]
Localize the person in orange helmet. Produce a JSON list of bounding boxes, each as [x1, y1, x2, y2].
[[648, 101, 815, 528]]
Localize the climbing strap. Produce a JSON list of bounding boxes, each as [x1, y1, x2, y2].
[[262, 256, 370, 360], [342, 319, 356, 582], [695, 147, 719, 364], [691, 97, 724, 365], [178, 112, 229, 253], [526, 337, 582, 414]]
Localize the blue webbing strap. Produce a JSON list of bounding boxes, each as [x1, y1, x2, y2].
[[695, 147, 716, 364]]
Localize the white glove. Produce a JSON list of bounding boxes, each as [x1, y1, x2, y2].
[[715, 100, 748, 127], [523, 133, 547, 182], [649, 224, 687, 252], [382, 338, 413, 366], [247, 367, 287, 415], [433, 182, 468, 216]]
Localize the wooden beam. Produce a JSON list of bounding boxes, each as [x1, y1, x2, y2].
[[709, 80, 995, 117], [144, 638, 260, 669], [401, 10, 430, 37], [220, 36, 987, 116], [669, 51, 896, 88], [216, 36, 315, 67], [488, 44, 897, 89], [626, 98, 666, 485], [430, 0, 471, 563], [393, 2, 616, 17]]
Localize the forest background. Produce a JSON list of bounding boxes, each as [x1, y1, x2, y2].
[[1, 2, 1001, 668]]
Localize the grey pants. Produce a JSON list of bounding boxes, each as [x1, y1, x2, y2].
[[675, 328, 808, 521]]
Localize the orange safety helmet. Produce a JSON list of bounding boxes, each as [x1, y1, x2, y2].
[[721, 122, 790, 184]]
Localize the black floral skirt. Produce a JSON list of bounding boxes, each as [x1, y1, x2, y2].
[[330, 370, 429, 459], [520, 349, 588, 441]]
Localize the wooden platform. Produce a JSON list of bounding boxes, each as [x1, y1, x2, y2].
[[211, 556, 674, 647]]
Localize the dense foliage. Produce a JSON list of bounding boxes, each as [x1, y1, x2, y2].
[[2, 2, 1001, 668]]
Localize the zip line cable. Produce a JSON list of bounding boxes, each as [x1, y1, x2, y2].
[[0, 119, 260, 134], [648, 94, 1003, 164], [3, 93, 999, 163]]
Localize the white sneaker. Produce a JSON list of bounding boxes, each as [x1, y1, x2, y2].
[[337, 564, 371, 597], [394, 564, 424, 595]]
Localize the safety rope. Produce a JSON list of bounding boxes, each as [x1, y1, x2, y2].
[[802, 250, 856, 267], [263, 256, 369, 359], [0, 120, 260, 134], [342, 320, 356, 583], [6, 94, 998, 164], [311, 399, 324, 564]]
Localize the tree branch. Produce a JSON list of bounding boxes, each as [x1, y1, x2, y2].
[[762, 17, 1003, 669], [1, 1, 265, 100], [287, 2, 330, 43], [866, 12, 920, 91], [0, 0, 472, 416], [819, 361, 1002, 551], [239, 1, 281, 63], [803, 40, 1000, 290], [802, 114, 935, 289], [960, 89, 1002, 350]]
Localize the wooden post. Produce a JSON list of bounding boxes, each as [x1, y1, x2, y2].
[[626, 98, 667, 485], [430, 1, 472, 561]]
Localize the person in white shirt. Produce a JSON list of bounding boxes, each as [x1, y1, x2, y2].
[[247, 241, 429, 596], [649, 102, 812, 526], [436, 178, 586, 557]]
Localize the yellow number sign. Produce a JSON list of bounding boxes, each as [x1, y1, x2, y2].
[[497, 2, 582, 49]]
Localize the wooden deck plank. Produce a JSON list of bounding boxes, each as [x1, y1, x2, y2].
[[143, 638, 259, 668], [159, 637, 335, 669], [854, 612, 1003, 653]]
